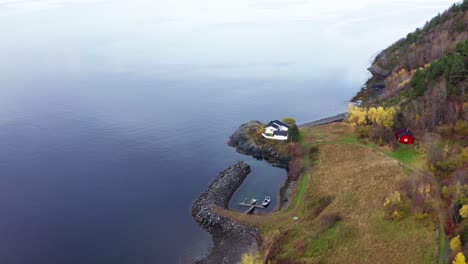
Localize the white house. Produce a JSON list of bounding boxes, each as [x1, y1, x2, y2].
[[262, 120, 290, 140]]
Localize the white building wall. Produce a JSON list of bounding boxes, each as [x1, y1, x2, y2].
[[261, 133, 288, 141], [264, 126, 277, 134]]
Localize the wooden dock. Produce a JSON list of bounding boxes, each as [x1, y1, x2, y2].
[[239, 198, 265, 214]]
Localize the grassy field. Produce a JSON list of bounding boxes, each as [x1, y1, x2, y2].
[[216, 122, 438, 263]]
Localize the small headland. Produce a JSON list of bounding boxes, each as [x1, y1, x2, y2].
[[227, 121, 290, 168]]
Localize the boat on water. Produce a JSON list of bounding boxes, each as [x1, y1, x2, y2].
[[249, 198, 257, 205], [262, 196, 271, 207]]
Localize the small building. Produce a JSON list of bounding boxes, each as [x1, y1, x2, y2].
[[262, 120, 290, 140], [394, 128, 415, 144]]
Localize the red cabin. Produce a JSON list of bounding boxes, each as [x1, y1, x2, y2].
[[394, 129, 414, 144]]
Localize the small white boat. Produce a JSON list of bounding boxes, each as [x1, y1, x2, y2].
[[262, 196, 271, 207], [249, 198, 257, 205]]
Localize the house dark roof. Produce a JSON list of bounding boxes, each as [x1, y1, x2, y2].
[[270, 123, 279, 129], [273, 130, 288, 136], [397, 129, 413, 138], [272, 120, 290, 128]]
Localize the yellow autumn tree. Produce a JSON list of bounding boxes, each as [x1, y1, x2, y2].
[[383, 191, 404, 220], [374, 106, 386, 126], [240, 253, 263, 264], [453, 252, 467, 264], [366, 106, 397, 128], [451, 235, 462, 251], [367, 107, 378, 125], [347, 104, 368, 127], [460, 204, 468, 219], [381, 107, 396, 128]]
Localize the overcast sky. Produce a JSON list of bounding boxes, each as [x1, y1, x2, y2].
[[0, 0, 460, 80]]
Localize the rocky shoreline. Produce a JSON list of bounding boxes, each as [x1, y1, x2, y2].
[[192, 162, 260, 264], [227, 121, 289, 168]]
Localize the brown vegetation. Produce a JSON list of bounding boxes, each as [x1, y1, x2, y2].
[[287, 143, 304, 181]]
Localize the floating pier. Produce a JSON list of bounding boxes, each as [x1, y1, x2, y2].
[[239, 198, 265, 214]]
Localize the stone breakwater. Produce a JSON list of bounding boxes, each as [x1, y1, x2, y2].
[[192, 161, 260, 264], [227, 121, 289, 168]]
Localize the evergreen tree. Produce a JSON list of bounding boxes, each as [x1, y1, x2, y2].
[[288, 124, 300, 142]]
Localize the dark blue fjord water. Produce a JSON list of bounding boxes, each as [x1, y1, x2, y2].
[[0, 1, 452, 263], [1, 72, 352, 264]]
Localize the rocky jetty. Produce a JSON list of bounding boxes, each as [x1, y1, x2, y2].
[[192, 162, 260, 264], [227, 121, 289, 168]]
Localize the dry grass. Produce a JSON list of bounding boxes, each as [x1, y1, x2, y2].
[[295, 144, 436, 263], [300, 123, 355, 146]]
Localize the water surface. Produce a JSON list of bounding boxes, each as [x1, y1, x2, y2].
[[0, 0, 455, 263]]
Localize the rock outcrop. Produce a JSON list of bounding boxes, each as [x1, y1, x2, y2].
[[227, 121, 289, 168], [192, 162, 260, 264]]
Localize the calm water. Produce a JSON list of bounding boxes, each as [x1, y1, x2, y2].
[[0, 1, 454, 263]]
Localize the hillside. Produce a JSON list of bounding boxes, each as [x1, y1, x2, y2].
[[353, 1, 468, 132], [345, 2, 468, 263]]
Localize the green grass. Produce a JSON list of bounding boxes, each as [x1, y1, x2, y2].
[[387, 145, 421, 166], [286, 167, 308, 214], [305, 221, 344, 256], [336, 136, 360, 144], [438, 224, 447, 264]]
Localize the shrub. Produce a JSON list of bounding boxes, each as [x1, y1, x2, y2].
[[459, 220, 468, 243], [288, 143, 304, 181], [288, 157, 304, 181], [319, 213, 341, 231], [289, 143, 303, 158], [309, 196, 333, 220], [451, 235, 463, 252], [460, 205, 468, 219], [368, 124, 396, 146], [442, 186, 450, 198], [308, 146, 319, 161], [356, 126, 369, 139], [288, 124, 300, 142], [435, 150, 468, 175], [452, 252, 467, 264], [282, 117, 296, 126], [456, 183, 468, 204], [240, 252, 263, 264], [454, 120, 468, 136], [383, 191, 406, 220]]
